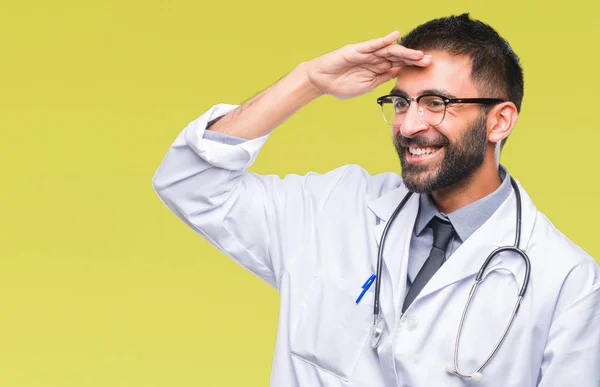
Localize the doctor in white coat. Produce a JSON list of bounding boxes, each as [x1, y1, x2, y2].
[[152, 13, 600, 387]]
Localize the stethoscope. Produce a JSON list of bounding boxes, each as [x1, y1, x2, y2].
[[370, 177, 531, 382]]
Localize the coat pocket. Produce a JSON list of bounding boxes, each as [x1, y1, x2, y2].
[[290, 275, 373, 381]]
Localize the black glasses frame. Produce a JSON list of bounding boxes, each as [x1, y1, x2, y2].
[[376, 94, 505, 107], [376, 93, 505, 126]]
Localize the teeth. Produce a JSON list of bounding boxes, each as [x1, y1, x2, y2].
[[409, 146, 439, 156]]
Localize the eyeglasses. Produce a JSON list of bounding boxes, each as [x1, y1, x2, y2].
[[376, 94, 504, 127]]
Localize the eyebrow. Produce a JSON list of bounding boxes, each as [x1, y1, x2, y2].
[[389, 88, 457, 99]]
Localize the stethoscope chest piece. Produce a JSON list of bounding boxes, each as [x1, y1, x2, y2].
[[370, 317, 384, 348]]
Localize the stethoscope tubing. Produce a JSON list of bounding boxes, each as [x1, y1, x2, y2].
[[371, 177, 531, 380], [373, 190, 413, 326]]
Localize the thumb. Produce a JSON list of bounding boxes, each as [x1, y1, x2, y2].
[[371, 70, 396, 89]]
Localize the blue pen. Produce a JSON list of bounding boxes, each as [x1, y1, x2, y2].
[[356, 274, 377, 304]]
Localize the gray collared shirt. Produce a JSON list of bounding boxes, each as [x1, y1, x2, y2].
[[407, 166, 512, 287]]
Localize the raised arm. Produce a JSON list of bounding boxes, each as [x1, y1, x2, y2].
[[208, 30, 431, 139], [152, 32, 430, 288]]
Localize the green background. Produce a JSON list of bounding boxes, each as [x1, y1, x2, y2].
[[1, 0, 598, 386]]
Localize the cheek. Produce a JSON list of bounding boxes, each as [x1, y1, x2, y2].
[[435, 111, 479, 144], [444, 106, 478, 124], [432, 123, 456, 144]]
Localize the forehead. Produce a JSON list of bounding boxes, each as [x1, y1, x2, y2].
[[394, 51, 478, 97]]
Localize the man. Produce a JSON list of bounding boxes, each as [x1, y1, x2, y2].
[[152, 13, 600, 387]]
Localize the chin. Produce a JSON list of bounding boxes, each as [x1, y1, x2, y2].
[[401, 170, 438, 194]]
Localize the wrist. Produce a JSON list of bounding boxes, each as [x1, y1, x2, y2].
[[290, 61, 325, 102]]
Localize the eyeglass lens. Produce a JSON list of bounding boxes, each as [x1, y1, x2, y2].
[[381, 96, 447, 126]]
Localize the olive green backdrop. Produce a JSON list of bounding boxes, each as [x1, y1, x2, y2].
[[1, 0, 598, 386]]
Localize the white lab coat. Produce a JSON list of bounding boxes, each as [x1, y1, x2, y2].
[[152, 104, 600, 387]]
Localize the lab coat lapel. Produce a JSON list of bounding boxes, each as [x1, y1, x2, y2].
[[414, 179, 537, 302], [368, 185, 420, 328]]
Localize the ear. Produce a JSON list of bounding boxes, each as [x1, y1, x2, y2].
[[487, 102, 518, 144]]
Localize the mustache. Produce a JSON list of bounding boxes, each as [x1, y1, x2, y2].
[[395, 133, 450, 148]]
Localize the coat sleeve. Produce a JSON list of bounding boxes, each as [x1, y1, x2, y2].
[[537, 259, 600, 386], [151, 104, 350, 289]]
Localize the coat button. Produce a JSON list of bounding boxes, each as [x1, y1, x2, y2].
[[405, 315, 419, 331]]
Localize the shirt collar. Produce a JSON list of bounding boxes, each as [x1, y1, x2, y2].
[[414, 165, 512, 242]]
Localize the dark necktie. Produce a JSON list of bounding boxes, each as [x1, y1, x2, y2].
[[402, 217, 456, 313]]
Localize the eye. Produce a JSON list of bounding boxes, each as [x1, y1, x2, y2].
[[421, 96, 445, 112], [392, 97, 409, 112]]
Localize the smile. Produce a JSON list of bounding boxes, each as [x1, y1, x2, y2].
[[407, 146, 443, 160]]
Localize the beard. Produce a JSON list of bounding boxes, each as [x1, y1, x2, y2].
[[394, 113, 488, 194]]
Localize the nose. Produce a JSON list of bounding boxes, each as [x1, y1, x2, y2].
[[399, 102, 429, 138]]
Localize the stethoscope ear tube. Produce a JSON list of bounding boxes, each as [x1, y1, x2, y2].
[[371, 192, 413, 342], [508, 178, 531, 298], [449, 177, 530, 379], [479, 246, 531, 298]]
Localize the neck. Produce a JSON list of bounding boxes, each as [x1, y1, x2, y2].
[[430, 155, 501, 214]]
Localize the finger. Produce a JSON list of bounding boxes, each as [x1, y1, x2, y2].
[[353, 30, 401, 53], [374, 44, 425, 61], [385, 54, 432, 69], [398, 55, 433, 67], [407, 55, 433, 67]]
